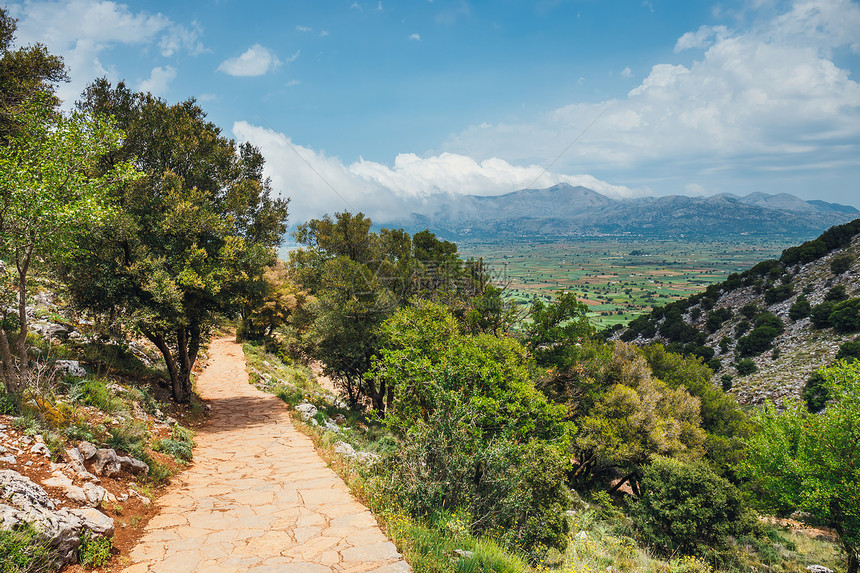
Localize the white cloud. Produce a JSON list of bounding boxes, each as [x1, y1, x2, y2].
[[409, 33, 421, 41], [232, 121, 638, 225], [445, 0, 860, 187], [674, 25, 729, 52], [159, 20, 205, 57], [621, 66, 633, 78], [138, 65, 176, 96], [217, 44, 282, 77], [8, 0, 202, 105], [296, 25, 312, 32]]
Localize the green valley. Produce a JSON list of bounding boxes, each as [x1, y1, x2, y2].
[[459, 237, 801, 328]]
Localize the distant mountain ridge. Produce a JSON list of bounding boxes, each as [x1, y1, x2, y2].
[[398, 184, 858, 239]]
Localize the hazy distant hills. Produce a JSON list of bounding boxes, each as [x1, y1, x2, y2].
[[401, 184, 858, 239]]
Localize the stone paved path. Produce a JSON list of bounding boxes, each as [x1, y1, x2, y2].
[[123, 336, 411, 573]]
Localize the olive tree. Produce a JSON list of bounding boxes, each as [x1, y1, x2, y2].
[[62, 80, 288, 402]]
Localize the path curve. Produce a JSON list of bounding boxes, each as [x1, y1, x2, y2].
[[123, 336, 411, 573]]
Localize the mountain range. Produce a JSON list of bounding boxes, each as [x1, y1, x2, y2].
[[398, 184, 858, 239]]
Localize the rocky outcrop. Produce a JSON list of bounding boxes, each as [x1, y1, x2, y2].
[[0, 469, 114, 568], [92, 448, 149, 477]]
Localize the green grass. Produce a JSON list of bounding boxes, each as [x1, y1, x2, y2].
[[0, 524, 55, 573]]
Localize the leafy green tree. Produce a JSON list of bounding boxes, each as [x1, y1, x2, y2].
[[307, 256, 395, 408], [63, 80, 288, 402], [740, 360, 860, 572], [574, 343, 706, 494], [371, 300, 572, 555], [525, 290, 594, 368], [0, 8, 67, 140], [642, 344, 750, 474], [0, 99, 137, 392]]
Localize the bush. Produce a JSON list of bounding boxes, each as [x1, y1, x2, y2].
[[736, 326, 780, 357], [825, 285, 848, 302], [831, 254, 854, 275], [764, 284, 794, 305], [736, 359, 757, 376], [705, 308, 732, 333], [836, 340, 860, 363], [735, 320, 751, 336], [788, 294, 811, 320], [802, 371, 828, 413], [830, 298, 860, 333], [77, 531, 112, 568], [720, 375, 733, 391], [628, 457, 754, 556], [706, 358, 721, 373], [379, 403, 571, 556], [810, 301, 836, 329], [153, 424, 195, 462], [740, 304, 759, 319]]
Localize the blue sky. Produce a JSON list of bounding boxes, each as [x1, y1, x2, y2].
[[7, 0, 860, 225]]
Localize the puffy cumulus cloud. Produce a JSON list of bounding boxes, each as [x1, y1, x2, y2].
[[217, 44, 282, 77], [445, 0, 860, 189], [138, 65, 176, 96], [232, 121, 637, 225], [8, 0, 203, 105]]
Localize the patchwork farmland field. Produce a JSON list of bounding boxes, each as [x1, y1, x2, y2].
[[458, 237, 800, 328]]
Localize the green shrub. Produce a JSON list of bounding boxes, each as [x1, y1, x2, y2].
[[628, 457, 755, 557], [740, 304, 759, 319], [378, 401, 571, 557], [788, 294, 811, 320], [764, 284, 794, 305], [825, 285, 848, 302], [810, 301, 836, 329], [153, 425, 195, 462], [0, 524, 54, 573], [735, 320, 751, 336], [802, 371, 829, 413], [706, 358, 721, 372], [836, 340, 860, 363], [0, 392, 21, 415], [831, 254, 854, 275], [107, 422, 148, 459], [705, 308, 732, 333], [736, 325, 780, 357], [68, 379, 124, 413], [830, 298, 860, 333], [720, 375, 733, 391], [77, 531, 112, 568], [736, 359, 757, 376]]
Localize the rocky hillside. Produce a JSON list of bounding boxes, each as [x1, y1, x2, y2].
[[612, 219, 860, 406]]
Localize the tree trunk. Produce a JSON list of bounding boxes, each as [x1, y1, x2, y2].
[[608, 471, 638, 495], [0, 323, 18, 393], [143, 329, 184, 402], [15, 244, 32, 387]]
